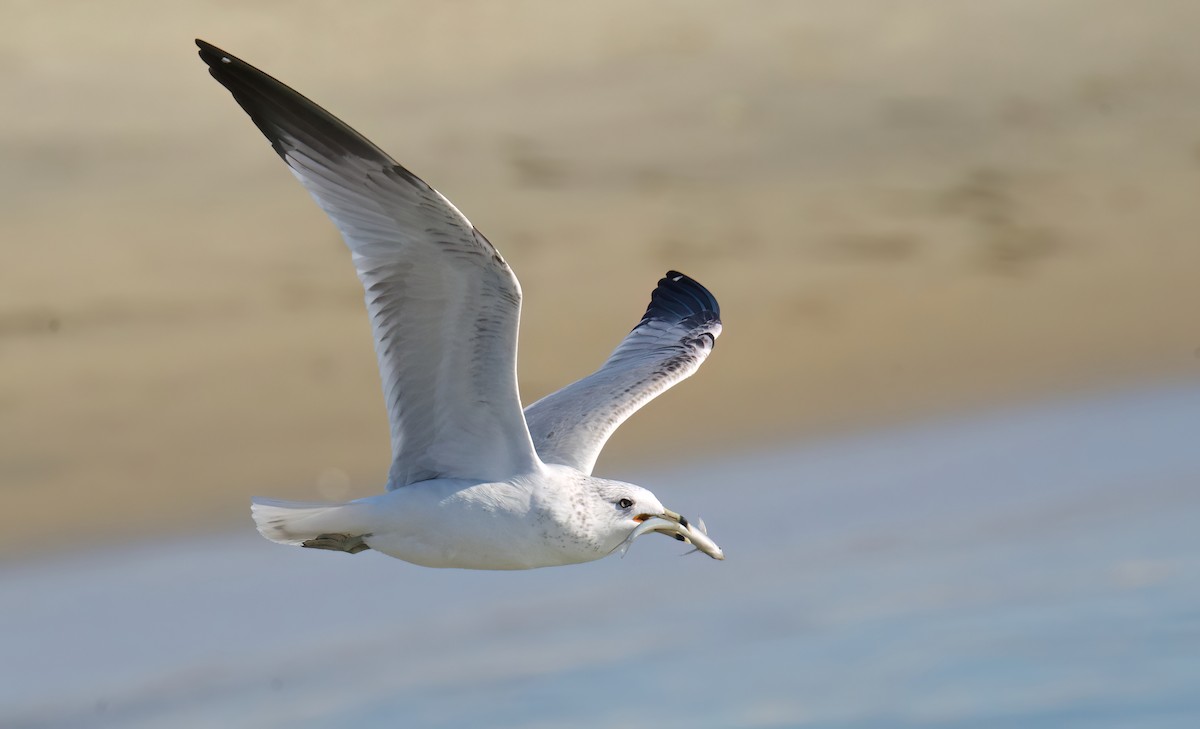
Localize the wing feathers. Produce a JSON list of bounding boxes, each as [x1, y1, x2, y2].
[[198, 40, 539, 487], [200, 40, 721, 485], [524, 271, 721, 473]]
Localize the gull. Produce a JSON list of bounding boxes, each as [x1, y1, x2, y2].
[[196, 40, 724, 569]]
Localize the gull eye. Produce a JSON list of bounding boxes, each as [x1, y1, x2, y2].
[[617, 498, 634, 510]]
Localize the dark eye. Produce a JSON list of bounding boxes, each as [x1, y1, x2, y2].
[[617, 498, 634, 509]]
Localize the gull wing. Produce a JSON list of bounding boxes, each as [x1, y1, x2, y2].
[[197, 40, 540, 488], [523, 272, 721, 474]]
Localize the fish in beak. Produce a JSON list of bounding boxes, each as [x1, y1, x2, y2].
[[617, 508, 724, 560]]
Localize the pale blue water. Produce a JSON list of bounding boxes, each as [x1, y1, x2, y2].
[[4, 383, 1200, 728]]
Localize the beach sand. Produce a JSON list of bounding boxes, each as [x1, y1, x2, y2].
[[3, 0, 1199, 555]]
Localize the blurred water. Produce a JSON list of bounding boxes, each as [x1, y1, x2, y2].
[[4, 383, 1199, 728]]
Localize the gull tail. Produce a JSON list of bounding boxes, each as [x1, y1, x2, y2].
[[250, 497, 374, 554]]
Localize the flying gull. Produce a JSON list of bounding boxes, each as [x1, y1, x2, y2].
[[196, 40, 724, 569]]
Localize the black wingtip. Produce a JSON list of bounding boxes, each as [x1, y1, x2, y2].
[[195, 39, 240, 74], [195, 39, 391, 165], [638, 271, 721, 329]]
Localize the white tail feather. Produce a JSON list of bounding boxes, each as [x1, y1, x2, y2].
[[250, 497, 370, 547]]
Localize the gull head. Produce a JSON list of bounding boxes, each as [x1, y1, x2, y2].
[[592, 481, 725, 561]]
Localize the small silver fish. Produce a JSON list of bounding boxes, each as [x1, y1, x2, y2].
[[614, 513, 725, 560], [680, 516, 724, 560]]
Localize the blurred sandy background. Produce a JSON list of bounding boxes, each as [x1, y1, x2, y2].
[[2, 0, 1198, 557]]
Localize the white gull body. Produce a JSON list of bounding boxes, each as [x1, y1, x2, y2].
[[198, 40, 724, 570]]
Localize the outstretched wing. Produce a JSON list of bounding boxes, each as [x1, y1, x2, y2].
[[523, 271, 721, 474], [198, 40, 540, 488]]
